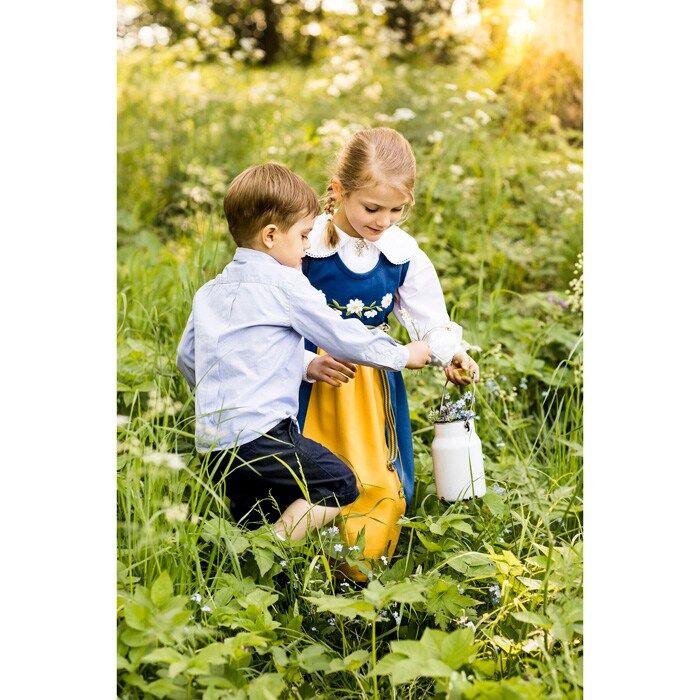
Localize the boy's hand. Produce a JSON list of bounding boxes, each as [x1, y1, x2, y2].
[[405, 340, 433, 369], [445, 350, 480, 385], [307, 355, 357, 387]]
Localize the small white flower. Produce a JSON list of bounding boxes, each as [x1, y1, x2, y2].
[[349, 545, 360, 552], [116, 415, 130, 428], [466, 90, 486, 102], [346, 298, 364, 316], [201, 605, 211, 613], [392, 107, 416, 121], [380, 555, 389, 565], [191, 592, 202, 603], [381, 293, 393, 308], [449, 164, 464, 177], [364, 309, 378, 318], [567, 162, 583, 174], [363, 82, 383, 101], [164, 503, 189, 523], [279, 559, 287, 567], [333, 543, 343, 552], [433, 212, 443, 224], [325, 525, 339, 536], [475, 109, 490, 125], [427, 130, 444, 144], [144, 451, 185, 471]]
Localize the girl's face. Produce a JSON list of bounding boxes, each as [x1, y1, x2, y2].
[[334, 181, 410, 242]]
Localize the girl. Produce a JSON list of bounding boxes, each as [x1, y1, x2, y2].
[[298, 127, 479, 580]]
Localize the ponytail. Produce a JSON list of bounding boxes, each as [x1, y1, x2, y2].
[[322, 182, 339, 247]]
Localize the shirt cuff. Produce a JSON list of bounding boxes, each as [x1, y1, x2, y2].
[[393, 345, 410, 370], [303, 349, 317, 383], [426, 321, 463, 367]]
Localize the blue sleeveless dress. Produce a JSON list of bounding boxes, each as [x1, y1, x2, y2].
[[299, 252, 415, 504]]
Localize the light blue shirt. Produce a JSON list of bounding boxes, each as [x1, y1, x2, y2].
[[176, 247, 409, 451]]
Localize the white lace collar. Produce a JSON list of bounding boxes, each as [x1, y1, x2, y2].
[[306, 214, 418, 265]]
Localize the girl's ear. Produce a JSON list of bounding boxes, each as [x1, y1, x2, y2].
[[330, 178, 344, 201], [260, 224, 278, 250]]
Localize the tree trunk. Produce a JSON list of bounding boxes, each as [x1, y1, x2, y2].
[[259, 0, 281, 65]]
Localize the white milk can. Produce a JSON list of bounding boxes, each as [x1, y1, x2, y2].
[[431, 419, 486, 501]]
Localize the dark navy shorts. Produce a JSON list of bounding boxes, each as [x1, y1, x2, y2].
[[205, 418, 359, 527]]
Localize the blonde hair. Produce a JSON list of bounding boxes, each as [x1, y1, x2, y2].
[[223, 162, 319, 246], [323, 127, 416, 247]]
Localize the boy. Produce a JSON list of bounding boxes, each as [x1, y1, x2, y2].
[[176, 163, 431, 541]]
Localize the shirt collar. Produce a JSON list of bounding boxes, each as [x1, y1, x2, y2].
[[306, 214, 418, 265], [232, 247, 283, 266]]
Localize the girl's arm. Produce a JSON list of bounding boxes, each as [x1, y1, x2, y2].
[[392, 248, 463, 364], [393, 248, 479, 383]]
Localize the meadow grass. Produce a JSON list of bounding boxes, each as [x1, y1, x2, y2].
[[118, 48, 582, 699]]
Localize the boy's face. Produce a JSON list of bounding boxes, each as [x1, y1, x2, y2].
[[336, 182, 409, 242], [267, 213, 315, 268]]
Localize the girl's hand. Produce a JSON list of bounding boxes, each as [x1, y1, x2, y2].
[[307, 355, 357, 387], [445, 350, 480, 385]]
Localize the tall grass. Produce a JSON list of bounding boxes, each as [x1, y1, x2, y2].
[[118, 47, 582, 699]]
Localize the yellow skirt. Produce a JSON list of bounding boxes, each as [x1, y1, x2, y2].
[[302, 350, 406, 581]]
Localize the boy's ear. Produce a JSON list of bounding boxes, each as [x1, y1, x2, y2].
[[260, 224, 278, 250]]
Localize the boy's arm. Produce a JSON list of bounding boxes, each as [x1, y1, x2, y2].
[[289, 281, 409, 371], [176, 312, 196, 389]]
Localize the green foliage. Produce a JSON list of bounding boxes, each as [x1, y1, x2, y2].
[[117, 39, 582, 700]]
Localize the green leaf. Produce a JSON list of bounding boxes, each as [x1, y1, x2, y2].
[[297, 644, 333, 672], [151, 571, 174, 607], [119, 628, 153, 647], [201, 517, 250, 557], [253, 547, 275, 577], [147, 677, 187, 699], [516, 576, 543, 590], [142, 647, 185, 665], [304, 594, 376, 620], [444, 551, 495, 578], [326, 650, 370, 673], [378, 580, 427, 606], [417, 531, 444, 552], [483, 491, 507, 518], [441, 627, 477, 669], [123, 601, 150, 632], [270, 646, 288, 669], [511, 610, 551, 628], [246, 673, 286, 700]]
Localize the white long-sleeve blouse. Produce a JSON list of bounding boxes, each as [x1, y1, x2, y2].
[[303, 215, 468, 377]]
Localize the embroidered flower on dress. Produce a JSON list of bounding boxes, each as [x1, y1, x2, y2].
[[381, 293, 393, 308], [364, 309, 378, 318], [346, 298, 364, 316]]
